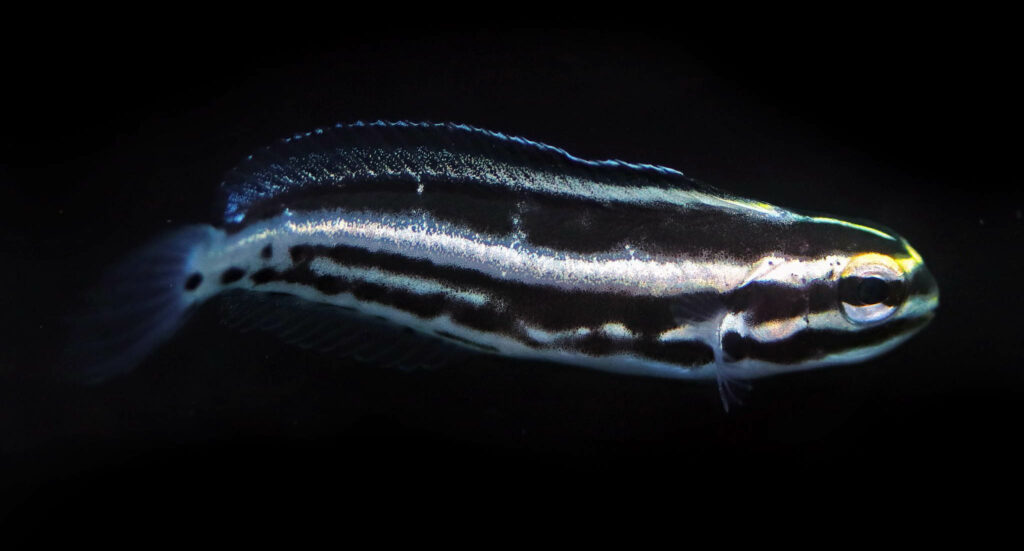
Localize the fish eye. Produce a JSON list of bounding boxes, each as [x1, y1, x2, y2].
[[856, 277, 889, 305], [838, 254, 905, 324]]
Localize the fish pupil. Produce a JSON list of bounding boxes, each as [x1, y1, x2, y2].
[[856, 277, 889, 305]]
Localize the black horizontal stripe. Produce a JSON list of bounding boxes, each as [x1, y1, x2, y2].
[[257, 258, 679, 338], [290, 243, 858, 330], [231, 182, 907, 263], [248, 259, 713, 369], [519, 201, 908, 260], [637, 339, 715, 367], [730, 281, 836, 325], [290, 243, 683, 335], [268, 266, 454, 320], [721, 315, 931, 365], [249, 241, 929, 369], [565, 333, 713, 367]]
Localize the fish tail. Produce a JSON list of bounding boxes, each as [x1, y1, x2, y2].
[[65, 224, 220, 382]]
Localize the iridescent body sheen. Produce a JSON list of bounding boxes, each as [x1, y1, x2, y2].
[[75, 122, 939, 399]]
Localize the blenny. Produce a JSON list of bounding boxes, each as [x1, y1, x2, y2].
[[72, 121, 939, 406]]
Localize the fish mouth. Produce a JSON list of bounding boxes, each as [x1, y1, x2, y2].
[[911, 265, 939, 299], [899, 236, 939, 312]]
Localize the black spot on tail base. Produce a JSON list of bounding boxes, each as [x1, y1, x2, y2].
[[221, 267, 246, 284], [251, 268, 277, 284], [184, 273, 203, 291]]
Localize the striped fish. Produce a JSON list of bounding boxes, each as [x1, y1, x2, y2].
[[72, 121, 938, 406]]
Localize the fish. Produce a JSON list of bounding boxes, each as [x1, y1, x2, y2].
[[70, 121, 939, 407]]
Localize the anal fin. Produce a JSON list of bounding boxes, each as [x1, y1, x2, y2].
[[218, 290, 473, 370]]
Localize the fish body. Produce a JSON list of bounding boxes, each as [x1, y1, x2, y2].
[[74, 122, 938, 392]]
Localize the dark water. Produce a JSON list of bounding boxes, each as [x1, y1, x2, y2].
[[2, 27, 1021, 522]]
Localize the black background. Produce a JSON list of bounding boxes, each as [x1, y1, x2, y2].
[[2, 20, 1022, 524]]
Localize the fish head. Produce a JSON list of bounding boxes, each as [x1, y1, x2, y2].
[[799, 222, 939, 367], [834, 244, 937, 323], [724, 219, 938, 371]]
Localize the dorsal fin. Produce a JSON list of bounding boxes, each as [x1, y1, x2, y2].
[[219, 121, 729, 225]]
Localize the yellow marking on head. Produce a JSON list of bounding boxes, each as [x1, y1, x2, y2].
[[842, 253, 902, 278], [802, 215, 926, 275], [835, 238, 923, 277], [897, 238, 925, 274], [808, 216, 898, 241], [895, 255, 922, 275]]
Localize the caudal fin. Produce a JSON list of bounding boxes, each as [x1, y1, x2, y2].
[[65, 225, 218, 382]]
